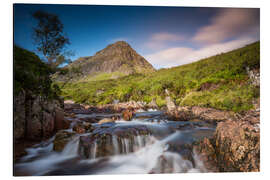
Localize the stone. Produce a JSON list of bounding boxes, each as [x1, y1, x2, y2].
[[165, 96, 176, 112], [98, 118, 115, 124], [53, 130, 77, 152], [122, 109, 133, 121]]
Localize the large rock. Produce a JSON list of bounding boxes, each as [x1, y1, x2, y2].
[[53, 130, 77, 152], [14, 91, 26, 140], [78, 124, 151, 158], [14, 92, 66, 141], [195, 110, 260, 172]]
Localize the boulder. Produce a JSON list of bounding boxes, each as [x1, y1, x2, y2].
[[195, 110, 260, 172], [214, 118, 260, 172], [53, 130, 77, 152]]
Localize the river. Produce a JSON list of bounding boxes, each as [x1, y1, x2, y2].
[[14, 109, 216, 175]]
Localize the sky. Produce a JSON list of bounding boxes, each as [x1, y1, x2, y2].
[[14, 4, 260, 69]]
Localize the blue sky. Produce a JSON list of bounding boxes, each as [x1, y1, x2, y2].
[[14, 4, 259, 69]]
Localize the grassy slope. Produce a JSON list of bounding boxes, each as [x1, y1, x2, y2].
[[58, 42, 260, 112]]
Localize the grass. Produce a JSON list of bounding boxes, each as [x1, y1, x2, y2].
[[57, 41, 260, 112]]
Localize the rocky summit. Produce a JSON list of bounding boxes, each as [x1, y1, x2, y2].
[[53, 41, 155, 81]]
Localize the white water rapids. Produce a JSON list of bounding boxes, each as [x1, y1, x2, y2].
[[14, 110, 214, 175]]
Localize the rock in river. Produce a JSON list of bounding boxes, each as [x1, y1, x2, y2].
[[53, 130, 77, 152]]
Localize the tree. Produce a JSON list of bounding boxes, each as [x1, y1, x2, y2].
[[32, 10, 72, 69]]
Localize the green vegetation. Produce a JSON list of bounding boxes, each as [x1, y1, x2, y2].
[[14, 45, 60, 99], [57, 42, 260, 112]]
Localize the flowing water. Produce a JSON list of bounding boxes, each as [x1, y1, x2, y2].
[[14, 110, 216, 175]]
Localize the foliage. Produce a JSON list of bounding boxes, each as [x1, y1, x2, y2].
[[14, 45, 60, 99], [58, 42, 260, 112], [32, 10, 71, 68]]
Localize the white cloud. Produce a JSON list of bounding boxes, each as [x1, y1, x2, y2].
[[152, 32, 184, 42], [192, 8, 259, 44], [146, 37, 257, 69], [145, 32, 185, 50]]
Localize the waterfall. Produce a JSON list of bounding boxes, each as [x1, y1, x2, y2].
[[85, 133, 155, 159]]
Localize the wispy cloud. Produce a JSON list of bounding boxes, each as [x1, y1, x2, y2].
[[146, 37, 257, 69], [151, 32, 184, 42], [145, 32, 185, 50], [192, 8, 259, 44]]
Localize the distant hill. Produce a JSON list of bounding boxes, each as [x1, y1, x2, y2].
[[59, 41, 260, 112], [53, 41, 155, 82]]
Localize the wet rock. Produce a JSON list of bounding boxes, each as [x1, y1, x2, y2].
[[193, 138, 219, 172], [53, 130, 77, 152], [122, 109, 134, 121], [78, 125, 152, 158], [73, 123, 86, 134], [98, 118, 115, 124]]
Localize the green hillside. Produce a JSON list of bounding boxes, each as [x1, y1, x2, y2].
[[58, 42, 260, 112]]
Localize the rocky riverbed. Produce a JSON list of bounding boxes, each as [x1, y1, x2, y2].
[[13, 100, 260, 175]]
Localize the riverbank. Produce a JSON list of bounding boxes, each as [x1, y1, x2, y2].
[[14, 98, 260, 174]]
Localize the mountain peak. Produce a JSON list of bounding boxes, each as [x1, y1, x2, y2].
[[54, 41, 155, 82]]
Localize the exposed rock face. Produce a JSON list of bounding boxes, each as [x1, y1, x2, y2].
[[195, 109, 260, 172], [14, 91, 26, 140], [14, 92, 67, 141], [54, 41, 155, 81]]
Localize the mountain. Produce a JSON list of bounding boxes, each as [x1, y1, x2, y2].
[[54, 41, 155, 82], [59, 41, 260, 112]]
